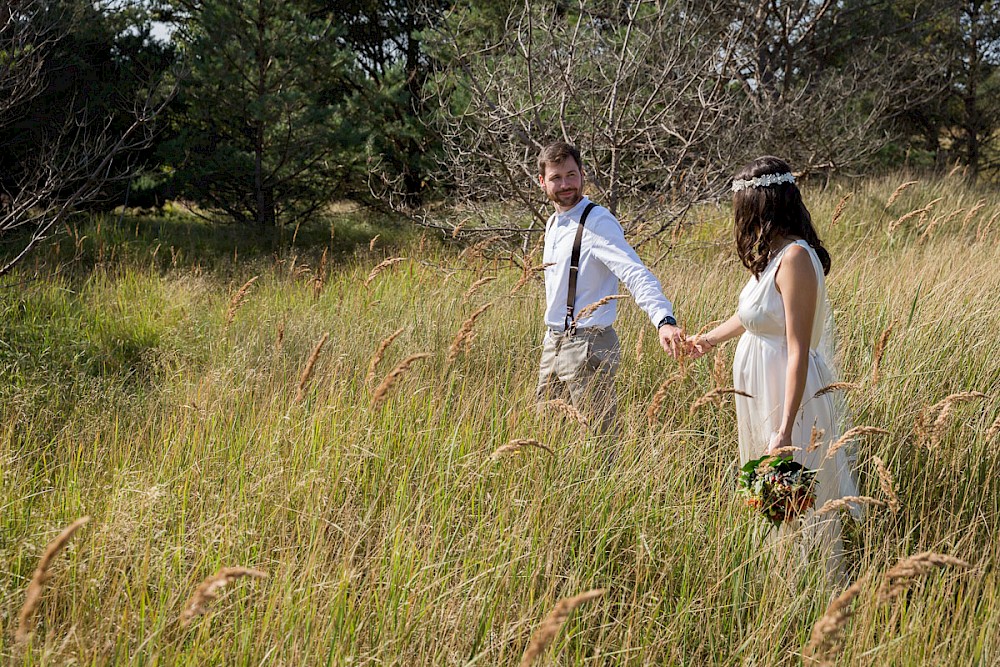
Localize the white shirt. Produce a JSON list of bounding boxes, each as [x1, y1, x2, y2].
[[542, 197, 674, 331]]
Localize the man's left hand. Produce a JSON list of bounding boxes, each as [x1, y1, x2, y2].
[[658, 324, 685, 358]]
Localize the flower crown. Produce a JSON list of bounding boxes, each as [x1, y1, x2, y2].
[[731, 172, 795, 193]]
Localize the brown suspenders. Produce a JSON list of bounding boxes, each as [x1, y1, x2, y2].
[[565, 202, 597, 334]]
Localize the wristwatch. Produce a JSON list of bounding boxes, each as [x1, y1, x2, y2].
[[657, 315, 677, 328]]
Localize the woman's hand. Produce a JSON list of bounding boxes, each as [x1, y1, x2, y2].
[[766, 430, 793, 455], [685, 335, 714, 360]]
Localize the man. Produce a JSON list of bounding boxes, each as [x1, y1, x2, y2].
[[536, 141, 684, 437]]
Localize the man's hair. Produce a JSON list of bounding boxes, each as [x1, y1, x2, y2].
[[537, 142, 582, 177]]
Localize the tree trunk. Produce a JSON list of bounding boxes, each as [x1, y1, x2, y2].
[[256, 183, 275, 227], [254, 0, 274, 225], [963, 0, 982, 182], [402, 4, 423, 207]]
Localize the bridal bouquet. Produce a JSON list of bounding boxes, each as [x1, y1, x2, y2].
[[737, 455, 817, 526]]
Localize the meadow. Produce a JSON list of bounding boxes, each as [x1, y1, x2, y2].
[[2, 174, 999, 665]]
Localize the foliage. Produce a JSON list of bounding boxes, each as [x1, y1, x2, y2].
[[164, 0, 358, 226], [0, 0, 174, 275], [407, 0, 979, 243], [317, 0, 452, 206]]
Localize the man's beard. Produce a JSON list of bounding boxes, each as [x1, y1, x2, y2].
[[549, 188, 582, 207]]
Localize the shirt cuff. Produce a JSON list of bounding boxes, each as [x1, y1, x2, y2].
[[651, 308, 675, 328]]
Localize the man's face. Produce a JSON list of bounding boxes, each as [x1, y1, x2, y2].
[[539, 157, 583, 210]]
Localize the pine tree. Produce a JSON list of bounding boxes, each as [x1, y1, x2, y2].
[[169, 0, 356, 226]]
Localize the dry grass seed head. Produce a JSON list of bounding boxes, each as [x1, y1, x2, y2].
[[695, 319, 724, 337], [927, 391, 989, 416], [961, 200, 987, 230], [365, 257, 407, 287], [225, 275, 260, 326], [463, 234, 504, 261], [371, 353, 432, 409], [919, 209, 963, 243], [510, 264, 532, 294], [872, 455, 901, 513], [275, 321, 285, 351], [689, 388, 752, 415], [814, 495, 886, 517], [574, 294, 628, 325], [179, 566, 267, 628], [635, 328, 645, 365], [647, 373, 683, 423], [888, 198, 942, 233], [826, 426, 889, 459], [925, 391, 988, 447], [878, 552, 970, 603], [987, 415, 1000, 441], [870, 320, 896, 385], [977, 211, 1000, 242], [464, 275, 496, 302], [491, 439, 555, 459], [16, 517, 90, 644], [511, 262, 555, 295], [312, 249, 329, 298], [529, 233, 545, 259], [366, 327, 405, 386], [805, 578, 865, 665], [813, 382, 859, 398], [519, 589, 606, 667], [831, 192, 853, 225], [806, 424, 826, 453], [542, 398, 589, 426], [448, 303, 492, 362], [368, 234, 380, 251], [712, 346, 726, 388], [885, 180, 918, 208], [295, 332, 330, 403]]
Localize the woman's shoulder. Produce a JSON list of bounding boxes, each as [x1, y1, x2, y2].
[[774, 241, 819, 288], [784, 240, 813, 259]]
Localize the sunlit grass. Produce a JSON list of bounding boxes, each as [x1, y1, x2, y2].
[[1, 172, 999, 665]]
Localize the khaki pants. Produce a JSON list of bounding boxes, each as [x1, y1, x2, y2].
[[536, 327, 621, 438]]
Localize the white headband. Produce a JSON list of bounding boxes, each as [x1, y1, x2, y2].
[[732, 172, 795, 192]]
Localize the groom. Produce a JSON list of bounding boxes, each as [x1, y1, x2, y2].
[[535, 141, 684, 438]]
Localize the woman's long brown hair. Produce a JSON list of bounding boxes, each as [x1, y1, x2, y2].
[[733, 156, 831, 277]]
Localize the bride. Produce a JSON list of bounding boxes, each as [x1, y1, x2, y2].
[[689, 156, 860, 580]]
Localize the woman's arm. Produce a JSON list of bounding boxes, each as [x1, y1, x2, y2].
[[688, 313, 745, 358], [771, 244, 818, 452]]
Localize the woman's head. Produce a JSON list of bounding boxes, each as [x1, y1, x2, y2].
[[732, 156, 831, 277]]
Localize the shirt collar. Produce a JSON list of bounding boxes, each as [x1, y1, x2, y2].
[[558, 196, 591, 220]]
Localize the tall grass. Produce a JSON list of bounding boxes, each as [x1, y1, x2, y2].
[[1, 173, 999, 665]]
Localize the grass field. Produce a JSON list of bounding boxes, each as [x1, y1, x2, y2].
[[2, 174, 999, 665]]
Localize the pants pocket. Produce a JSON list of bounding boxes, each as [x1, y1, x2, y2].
[[586, 330, 620, 372]]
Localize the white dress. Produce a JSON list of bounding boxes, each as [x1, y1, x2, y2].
[[732, 240, 860, 564]]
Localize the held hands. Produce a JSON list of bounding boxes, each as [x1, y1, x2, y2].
[[659, 326, 720, 360]]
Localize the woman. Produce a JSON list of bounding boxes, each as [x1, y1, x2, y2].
[[689, 156, 859, 579]]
